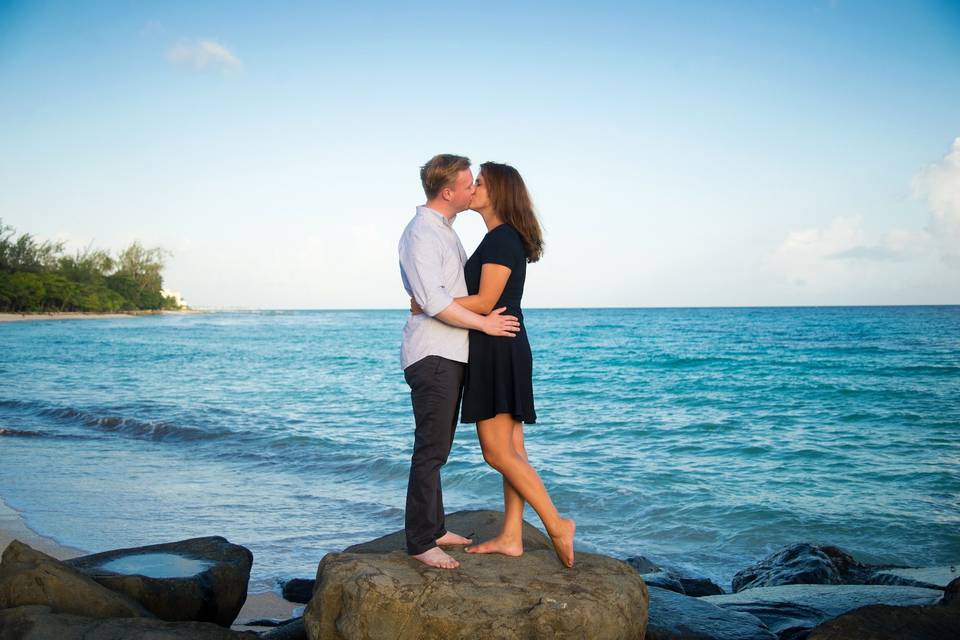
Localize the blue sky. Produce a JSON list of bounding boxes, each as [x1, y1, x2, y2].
[[1, 0, 958, 308]]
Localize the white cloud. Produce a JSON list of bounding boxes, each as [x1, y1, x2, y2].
[[768, 136, 960, 298], [912, 136, 960, 269], [166, 39, 242, 73]]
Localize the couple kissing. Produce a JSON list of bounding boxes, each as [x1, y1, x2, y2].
[[398, 154, 575, 571]]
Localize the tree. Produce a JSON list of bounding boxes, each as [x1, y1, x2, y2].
[[2, 272, 45, 311]]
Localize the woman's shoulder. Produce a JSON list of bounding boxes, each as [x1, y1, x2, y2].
[[488, 223, 524, 245]]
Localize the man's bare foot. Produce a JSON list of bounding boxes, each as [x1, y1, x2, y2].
[[549, 518, 576, 568], [464, 534, 523, 557], [411, 546, 459, 569], [435, 531, 472, 546]]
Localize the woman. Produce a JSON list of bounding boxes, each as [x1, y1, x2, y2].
[[454, 162, 575, 568]]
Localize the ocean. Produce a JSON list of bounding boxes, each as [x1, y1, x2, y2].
[[1, 307, 958, 593]]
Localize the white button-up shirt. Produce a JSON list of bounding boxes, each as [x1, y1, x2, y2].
[[398, 206, 469, 370]]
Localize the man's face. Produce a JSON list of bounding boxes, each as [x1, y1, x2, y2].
[[445, 168, 476, 213]]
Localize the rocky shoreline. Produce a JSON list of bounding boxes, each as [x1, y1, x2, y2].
[[0, 509, 957, 639]]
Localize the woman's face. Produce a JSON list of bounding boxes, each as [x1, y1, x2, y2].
[[469, 172, 490, 212]]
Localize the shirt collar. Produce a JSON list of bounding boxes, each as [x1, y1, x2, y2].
[[417, 205, 456, 227]]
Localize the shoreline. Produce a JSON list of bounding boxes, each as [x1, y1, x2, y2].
[[0, 495, 300, 631], [0, 309, 204, 323]]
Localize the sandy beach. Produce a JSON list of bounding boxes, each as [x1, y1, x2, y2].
[[0, 310, 203, 323], [0, 496, 301, 631]]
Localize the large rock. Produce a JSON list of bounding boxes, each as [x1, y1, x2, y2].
[[343, 510, 553, 554], [0, 605, 258, 640], [303, 548, 648, 639], [731, 544, 872, 592], [0, 540, 152, 619], [805, 603, 960, 639], [701, 584, 944, 638], [64, 535, 252, 627], [644, 586, 776, 640], [806, 578, 960, 639]]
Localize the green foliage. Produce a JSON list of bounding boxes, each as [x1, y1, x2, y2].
[[0, 218, 182, 313]]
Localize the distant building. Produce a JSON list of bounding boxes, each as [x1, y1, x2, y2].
[[161, 289, 186, 308]]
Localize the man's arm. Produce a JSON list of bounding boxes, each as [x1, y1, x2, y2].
[[400, 227, 518, 336], [435, 301, 518, 335]]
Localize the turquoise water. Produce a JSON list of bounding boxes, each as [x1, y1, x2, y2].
[[1, 307, 958, 592]]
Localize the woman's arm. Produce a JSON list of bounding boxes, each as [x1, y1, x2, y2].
[[410, 263, 512, 316], [454, 263, 512, 315]]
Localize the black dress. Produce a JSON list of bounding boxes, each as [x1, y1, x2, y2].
[[460, 223, 536, 424]]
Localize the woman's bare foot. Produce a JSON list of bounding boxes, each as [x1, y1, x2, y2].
[[548, 518, 576, 568], [435, 531, 472, 546], [411, 547, 459, 569], [464, 534, 523, 557]]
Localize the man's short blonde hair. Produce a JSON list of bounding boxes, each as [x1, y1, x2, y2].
[[420, 154, 471, 199]]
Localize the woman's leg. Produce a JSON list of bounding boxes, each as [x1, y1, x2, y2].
[[466, 420, 527, 556], [469, 413, 575, 567]]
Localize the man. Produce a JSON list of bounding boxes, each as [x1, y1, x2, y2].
[[398, 154, 520, 569]]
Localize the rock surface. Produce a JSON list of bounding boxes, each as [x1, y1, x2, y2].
[[731, 544, 871, 592], [342, 509, 553, 554], [0, 605, 258, 639], [259, 617, 308, 640], [626, 555, 725, 596], [281, 578, 315, 604], [64, 535, 252, 627], [868, 565, 959, 590], [702, 584, 944, 638], [644, 586, 776, 640], [805, 604, 960, 639], [0, 540, 152, 619], [303, 547, 648, 639]]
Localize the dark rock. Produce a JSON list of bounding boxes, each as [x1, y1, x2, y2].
[[645, 586, 777, 640], [701, 584, 944, 638], [64, 535, 252, 627], [868, 565, 959, 591], [677, 576, 726, 598], [241, 617, 299, 627], [732, 544, 870, 592], [259, 617, 308, 640], [643, 570, 687, 594], [625, 555, 725, 596], [625, 555, 660, 573], [281, 578, 315, 604], [0, 540, 152, 619], [0, 605, 258, 639], [303, 548, 648, 639], [806, 590, 960, 640], [944, 576, 960, 607], [342, 509, 552, 554]]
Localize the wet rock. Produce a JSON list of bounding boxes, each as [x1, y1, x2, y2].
[[943, 576, 960, 607], [701, 584, 944, 638], [868, 565, 959, 591], [625, 555, 724, 596], [0, 604, 258, 639], [281, 578, 315, 604], [731, 544, 874, 592], [342, 509, 553, 554], [259, 617, 308, 640], [645, 586, 777, 640], [303, 548, 648, 639], [0, 540, 152, 619], [806, 579, 960, 640], [64, 535, 252, 627]]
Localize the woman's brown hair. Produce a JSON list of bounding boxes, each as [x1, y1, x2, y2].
[[480, 162, 544, 263]]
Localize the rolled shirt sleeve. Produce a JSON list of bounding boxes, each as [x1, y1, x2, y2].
[[400, 227, 455, 317]]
